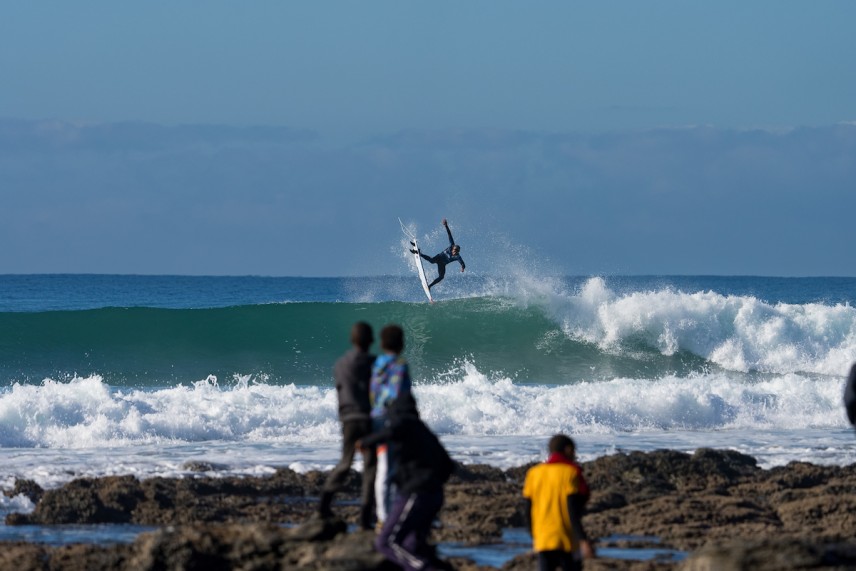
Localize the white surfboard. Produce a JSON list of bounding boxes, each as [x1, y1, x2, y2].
[[399, 219, 434, 303], [410, 237, 434, 303]]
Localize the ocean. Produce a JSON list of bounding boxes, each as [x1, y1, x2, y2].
[[1, 273, 855, 525]]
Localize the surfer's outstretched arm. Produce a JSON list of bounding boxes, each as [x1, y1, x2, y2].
[[442, 218, 455, 247], [442, 218, 465, 272]]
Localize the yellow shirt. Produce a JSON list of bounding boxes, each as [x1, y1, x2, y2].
[[522, 461, 583, 553]]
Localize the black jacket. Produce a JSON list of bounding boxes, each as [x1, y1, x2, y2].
[[845, 363, 856, 427], [333, 348, 375, 422], [361, 394, 455, 494]]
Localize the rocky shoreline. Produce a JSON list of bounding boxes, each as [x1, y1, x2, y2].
[[3, 448, 856, 570]]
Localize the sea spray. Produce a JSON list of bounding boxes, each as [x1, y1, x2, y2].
[[552, 277, 856, 376], [0, 366, 848, 451]]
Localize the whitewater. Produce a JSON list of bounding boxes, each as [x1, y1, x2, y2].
[[1, 274, 855, 519]]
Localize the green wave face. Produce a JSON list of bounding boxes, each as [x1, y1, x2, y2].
[[0, 298, 705, 388]]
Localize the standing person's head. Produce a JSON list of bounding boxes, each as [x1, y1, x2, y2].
[[548, 434, 576, 461], [350, 321, 374, 352], [380, 324, 405, 355]]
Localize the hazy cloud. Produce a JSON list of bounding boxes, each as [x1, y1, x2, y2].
[[2, 120, 854, 276]]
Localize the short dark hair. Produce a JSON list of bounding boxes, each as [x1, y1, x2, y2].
[[548, 434, 575, 455], [350, 321, 374, 351], [380, 324, 405, 354]]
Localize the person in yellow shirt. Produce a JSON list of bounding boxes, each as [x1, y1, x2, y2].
[[522, 434, 595, 571]]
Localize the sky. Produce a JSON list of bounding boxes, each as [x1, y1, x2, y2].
[[1, 1, 855, 276]]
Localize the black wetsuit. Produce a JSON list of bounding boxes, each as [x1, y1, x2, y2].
[[419, 224, 465, 289]]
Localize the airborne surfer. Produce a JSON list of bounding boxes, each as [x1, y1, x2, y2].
[[409, 218, 465, 290]]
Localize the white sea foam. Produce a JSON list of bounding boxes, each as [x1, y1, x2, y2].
[[0, 491, 35, 519], [0, 363, 853, 490], [1, 368, 849, 450], [485, 276, 856, 377]]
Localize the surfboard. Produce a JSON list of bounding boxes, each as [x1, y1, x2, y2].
[[399, 219, 434, 303], [410, 237, 434, 303]]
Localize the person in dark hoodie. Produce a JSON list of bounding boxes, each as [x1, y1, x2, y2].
[[845, 362, 856, 428], [358, 393, 455, 571], [318, 322, 377, 529]]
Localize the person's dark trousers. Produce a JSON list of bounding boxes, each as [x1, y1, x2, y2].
[[538, 550, 581, 571], [319, 418, 376, 528], [358, 443, 378, 529], [375, 489, 444, 571]]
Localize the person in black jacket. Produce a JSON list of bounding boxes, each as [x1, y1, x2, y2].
[[358, 392, 455, 571], [845, 362, 856, 428], [318, 322, 377, 529]]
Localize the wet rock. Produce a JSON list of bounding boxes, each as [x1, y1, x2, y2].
[[3, 479, 44, 504], [680, 539, 856, 570], [440, 479, 523, 544], [4, 448, 856, 571], [0, 523, 446, 571], [587, 493, 782, 551], [0, 543, 49, 571], [582, 448, 760, 504], [285, 516, 348, 542], [13, 476, 143, 525], [45, 543, 132, 571], [0, 542, 133, 571], [450, 463, 507, 484], [7, 469, 318, 526], [502, 551, 675, 571], [587, 490, 628, 513], [180, 461, 229, 472]]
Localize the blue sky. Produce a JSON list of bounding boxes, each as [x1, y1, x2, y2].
[[2, 2, 855, 276]]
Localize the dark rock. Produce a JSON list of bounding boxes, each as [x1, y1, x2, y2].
[[3, 479, 44, 504], [0, 543, 49, 571], [0, 523, 435, 571], [504, 462, 538, 484], [286, 516, 348, 542], [4, 512, 31, 526], [767, 461, 838, 489], [680, 539, 856, 570], [180, 461, 228, 472], [20, 476, 142, 525], [4, 449, 855, 571], [587, 490, 628, 513], [449, 463, 506, 484], [690, 448, 758, 478], [126, 523, 397, 571], [47, 543, 132, 571], [583, 448, 760, 504], [502, 551, 675, 571]]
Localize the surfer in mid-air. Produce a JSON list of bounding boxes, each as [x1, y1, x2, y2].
[[410, 218, 465, 289]]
